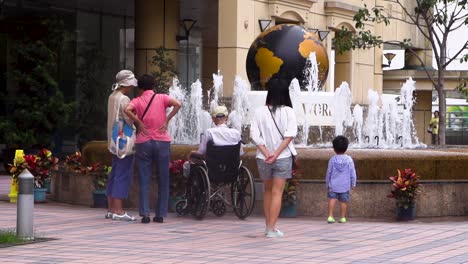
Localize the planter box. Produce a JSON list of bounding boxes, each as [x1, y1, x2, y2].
[[34, 188, 48, 203], [396, 207, 415, 221], [50, 170, 93, 206], [280, 203, 297, 218], [93, 190, 108, 208]]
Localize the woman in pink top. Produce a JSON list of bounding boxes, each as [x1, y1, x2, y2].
[[125, 74, 181, 224]]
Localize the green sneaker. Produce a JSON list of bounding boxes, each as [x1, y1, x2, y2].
[[339, 217, 347, 223], [327, 216, 335, 223]]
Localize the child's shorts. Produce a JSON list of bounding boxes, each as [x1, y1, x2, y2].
[[327, 190, 350, 202]]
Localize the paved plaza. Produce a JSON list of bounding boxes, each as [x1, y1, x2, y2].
[[1, 175, 468, 264]]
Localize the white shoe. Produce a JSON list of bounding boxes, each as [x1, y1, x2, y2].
[[266, 229, 284, 238], [112, 212, 136, 221], [105, 211, 113, 219]]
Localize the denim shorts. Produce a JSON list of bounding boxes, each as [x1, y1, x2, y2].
[[327, 190, 350, 202], [256, 157, 292, 180]]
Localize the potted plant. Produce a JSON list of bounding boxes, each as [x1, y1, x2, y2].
[[388, 168, 421, 221], [64, 151, 91, 173], [8, 148, 59, 203], [169, 159, 187, 212], [280, 165, 301, 218]]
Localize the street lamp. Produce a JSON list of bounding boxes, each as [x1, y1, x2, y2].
[[382, 52, 397, 68], [176, 19, 197, 89], [258, 19, 272, 32], [308, 28, 319, 34], [318, 30, 330, 41]]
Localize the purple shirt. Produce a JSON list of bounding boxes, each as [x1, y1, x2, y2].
[[326, 154, 357, 193]]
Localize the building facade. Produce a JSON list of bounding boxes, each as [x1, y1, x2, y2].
[[0, 0, 465, 150]]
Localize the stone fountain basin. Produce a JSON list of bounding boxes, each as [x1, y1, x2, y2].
[[50, 141, 468, 218]]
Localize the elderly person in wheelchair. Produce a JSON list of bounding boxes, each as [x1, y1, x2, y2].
[[177, 105, 256, 220], [183, 105, 243, 176]]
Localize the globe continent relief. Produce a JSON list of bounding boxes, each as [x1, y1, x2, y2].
[[246, 24, 329, 90]]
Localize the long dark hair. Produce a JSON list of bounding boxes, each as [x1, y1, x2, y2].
[[265, 78, 292, 112]]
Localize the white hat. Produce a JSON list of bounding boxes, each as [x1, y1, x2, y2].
[[112, 70, 138, 90], [211, 105, 229, 118]]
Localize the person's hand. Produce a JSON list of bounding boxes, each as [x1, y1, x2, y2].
[[262, 150, 272, 162], [265, 151, 279, 164], [159, 121, 168, 133], [137, 121, 148, 135]]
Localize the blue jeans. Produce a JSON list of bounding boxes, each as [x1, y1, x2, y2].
[[136, 140, 171, 217]]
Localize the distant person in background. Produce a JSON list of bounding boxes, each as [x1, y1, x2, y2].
[[125, 74, 181, 224], [429, 110, 440, 145], [106, 70, 138, 221]]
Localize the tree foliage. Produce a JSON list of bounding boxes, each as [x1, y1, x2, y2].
[[150, 47, 178, 94], [75, 44, 108, 148], [333, 0, 468, 145], [0, 17, 73, 147]]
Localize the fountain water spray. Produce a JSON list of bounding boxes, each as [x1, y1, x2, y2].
[[210, 70, 223, 111], [169, 79, 211, 144], [289, 79, 307, 144], [168, 69, 423, 149], [400, 77, 420, 147], [352, 104, 363, 146], [364, 89, 380, 146], [333, 82, 353, 136], [168, 78, 189, 143], [230, 75, 251, 132]]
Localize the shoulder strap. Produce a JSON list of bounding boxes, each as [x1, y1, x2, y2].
[[141, 93, 156, 120], [115, 96, 124, 121], [268, 107, 294, 156], [268, 107, 284, 139]]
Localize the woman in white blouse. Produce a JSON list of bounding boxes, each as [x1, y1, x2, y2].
[[250, 78, 297, 238]]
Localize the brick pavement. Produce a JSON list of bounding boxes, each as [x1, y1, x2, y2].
[[1, 176, 468, 263]]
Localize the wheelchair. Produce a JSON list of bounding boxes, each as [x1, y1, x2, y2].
[[175, 141, 256, 220]]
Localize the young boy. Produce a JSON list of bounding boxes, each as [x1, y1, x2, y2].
[[326, 136, 357, 223]]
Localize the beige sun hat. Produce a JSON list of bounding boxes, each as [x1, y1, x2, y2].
[[112, 70, 138, 90], [211, 105, 229, 118]]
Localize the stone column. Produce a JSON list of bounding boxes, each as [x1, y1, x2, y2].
[[218, 0, 254, 96]]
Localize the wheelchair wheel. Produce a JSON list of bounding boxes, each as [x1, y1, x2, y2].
[[211, 199, 226, 217], [188, 166, 211, 220], [231, 166, 256, 219], [175, 199, 189, 216]]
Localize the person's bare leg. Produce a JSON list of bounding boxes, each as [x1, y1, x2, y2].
[[107, 195, 113, 213], [340, 202, 347, 218], [263, 180, 273, 230], [328, 199, 337, 218], [267, 178, 286, 231], [113, 199, 124, 215]]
